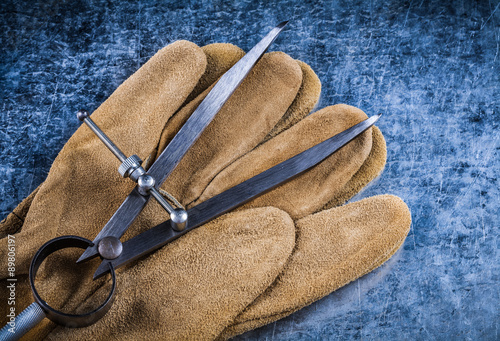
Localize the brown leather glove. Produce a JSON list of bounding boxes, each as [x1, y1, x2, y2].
[[1, 40, 410, 340]]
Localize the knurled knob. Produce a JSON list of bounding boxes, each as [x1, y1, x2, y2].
[[118, 155, 142, 178]]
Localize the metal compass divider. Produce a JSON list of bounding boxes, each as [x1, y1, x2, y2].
[[0, 22, 382, 341], [93, 113, 381, 278]]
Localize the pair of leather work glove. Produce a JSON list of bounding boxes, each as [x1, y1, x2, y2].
[[0, 40, 411, 340]]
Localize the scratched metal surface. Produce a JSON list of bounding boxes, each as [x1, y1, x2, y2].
[[0, 0, 498, 340]]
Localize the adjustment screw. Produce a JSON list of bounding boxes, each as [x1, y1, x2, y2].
[[118, 154, 143, 178], [76, 109, 89, 121], [137, 174, 155, 196]]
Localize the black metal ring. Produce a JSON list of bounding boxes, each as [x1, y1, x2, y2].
[[29, 235, 116, 327]]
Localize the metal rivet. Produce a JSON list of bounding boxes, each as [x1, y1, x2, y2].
[[137, 174, 155, 196], [97, 237, 123, 260], [170, 208, 188, 232]]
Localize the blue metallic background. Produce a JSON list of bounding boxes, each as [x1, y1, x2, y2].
[[0, 0, 498, 339]]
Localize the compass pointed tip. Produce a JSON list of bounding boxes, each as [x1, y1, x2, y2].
[[277, 20, 289, 29], [77, 248, 95, 263], [368, 113, 382, 124], [93, 267, 106, 280]]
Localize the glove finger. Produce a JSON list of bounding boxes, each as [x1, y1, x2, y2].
[[264, 62, 385, 210], [154, 52, 320, 170], [0, 40, 207, 278], [75, 40, 207, 161], [264, 60, 322, 141], [324, 125, 387, 209], [184, 43, 247, 106], [195, 104, 374, 219], [148, 43, 245, 167], [219, 195, 411, 340], [44, 207, 295, 340], [159, 51, 303, 207]]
